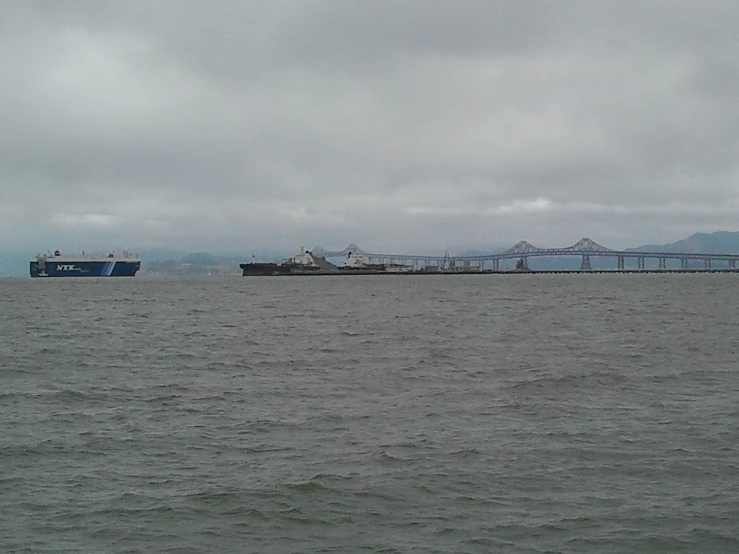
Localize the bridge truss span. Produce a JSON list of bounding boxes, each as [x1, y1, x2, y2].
[[312, 238, 739, 272]]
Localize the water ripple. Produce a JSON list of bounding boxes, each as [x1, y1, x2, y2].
[[1, 275, 738, 552]]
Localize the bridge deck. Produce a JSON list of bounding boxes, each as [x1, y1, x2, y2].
[[313, 237, 739, 264], [247, 268, 739, 276]]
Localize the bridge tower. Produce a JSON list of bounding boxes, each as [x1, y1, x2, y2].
[[580, 254, 592, 270]]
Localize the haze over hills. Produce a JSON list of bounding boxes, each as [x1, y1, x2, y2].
[[626, 231, 739, 254], [4, 231, 739, 276], [0, 251, 34, 277], [138, 249, 290, 276], [142, 253, 246, 276]]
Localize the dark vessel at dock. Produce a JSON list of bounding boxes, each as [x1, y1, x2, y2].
[[240, 248, 328, 276], [240, 248, 418, 276]]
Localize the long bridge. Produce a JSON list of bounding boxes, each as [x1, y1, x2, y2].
[[311, 238, 739, 271]]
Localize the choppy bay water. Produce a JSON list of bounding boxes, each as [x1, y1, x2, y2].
[[1, 274, 738, 553]]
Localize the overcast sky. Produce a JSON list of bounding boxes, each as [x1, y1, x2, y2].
[[2, 1, 739, 254]]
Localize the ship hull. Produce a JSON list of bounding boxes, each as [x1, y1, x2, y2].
[[240, 263, 321, 276], [30, 260, 141, 278]]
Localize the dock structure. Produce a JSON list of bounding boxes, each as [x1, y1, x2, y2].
[[310, 238, 739, 273]]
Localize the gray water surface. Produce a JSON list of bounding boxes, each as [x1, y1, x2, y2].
[[1, 274, 737, 553]]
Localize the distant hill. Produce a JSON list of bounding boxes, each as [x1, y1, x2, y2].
[[140, 250, 290, 275], [454, 231, 739, 258], [628, 231, 739, 254], [138, 247, 187, 264]]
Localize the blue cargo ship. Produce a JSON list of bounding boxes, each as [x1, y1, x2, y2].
[[30, 250, 141, 278]]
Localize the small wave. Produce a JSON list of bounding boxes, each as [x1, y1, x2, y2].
[[191, 394, 228, 402], [283, 480, 328, 494], [143, 394, 183, 403], [378, 438, 433, 449], [233, 443, 295, 454], [184, 489, 245, 508], [0, 391, 28, 400], [447, 447, 482, 458], [278, 510, 331, 525], [308, 472, 356, 484], [378, 450, 419, 462], [0, 441, 70, 458], [52, 389, 95, 401], [99, 504, 179, 517], [247, 418, 306, 432], [503, 372, 597, 391], [223, 507, 268, 519], [463, 536, 515, 548]]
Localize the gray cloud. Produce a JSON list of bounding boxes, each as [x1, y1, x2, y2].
[[2, 1, 739, 254]]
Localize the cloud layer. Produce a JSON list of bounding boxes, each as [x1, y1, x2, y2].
[[2, 1, 739, 253]]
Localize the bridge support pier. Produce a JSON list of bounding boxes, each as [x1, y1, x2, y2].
[[730, 259, 736, 269], [580, 254, 592, 270], [681, 258, 687, 269], [705, 259, 712, 269], [493, 259, 500, 271], [617, 256, 625, 270], [638, 257, 645, 270], [659, 257, 667, 270]]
